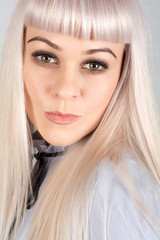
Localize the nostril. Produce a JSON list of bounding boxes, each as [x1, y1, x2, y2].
[[50, 87, 81, 99], [53, 90, 79, 99]]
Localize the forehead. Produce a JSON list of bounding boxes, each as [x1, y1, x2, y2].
[[25, 26, 125, 58]]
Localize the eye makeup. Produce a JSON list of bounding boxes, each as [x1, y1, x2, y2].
[[31, 50, 109, 74], [31, 50, 58, 67], [82, 59, 109, 74]]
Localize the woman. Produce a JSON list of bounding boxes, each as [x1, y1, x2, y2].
[[0, 0, 160, 239]]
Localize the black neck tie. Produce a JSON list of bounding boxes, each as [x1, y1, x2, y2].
[[27, 131, 68, 209]]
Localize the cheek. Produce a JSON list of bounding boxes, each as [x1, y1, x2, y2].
[[86, 73, 120, 112], [23, 65, 46, 106]]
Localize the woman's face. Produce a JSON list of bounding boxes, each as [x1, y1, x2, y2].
[[24, 26, 124, 146]]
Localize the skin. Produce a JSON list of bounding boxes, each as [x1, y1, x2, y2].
[[24, 26, 124, 146]]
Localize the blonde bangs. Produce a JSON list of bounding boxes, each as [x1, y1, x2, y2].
[[24, 0, 133, 43]]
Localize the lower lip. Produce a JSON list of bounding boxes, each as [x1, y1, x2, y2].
[[45, 112, 80, 125]]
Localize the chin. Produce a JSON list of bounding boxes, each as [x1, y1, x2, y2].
[[49, 140, 73, 147], [39, 131, 79, 147]]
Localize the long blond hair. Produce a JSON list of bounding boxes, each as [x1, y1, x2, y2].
[[0, 0, 160, 239]]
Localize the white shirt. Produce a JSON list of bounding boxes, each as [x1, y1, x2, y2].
[[12, 158, 160, 240]]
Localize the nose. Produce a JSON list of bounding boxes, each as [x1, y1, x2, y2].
[[50, 65, 83, 100]]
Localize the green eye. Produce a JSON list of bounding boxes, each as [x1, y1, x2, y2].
[[89, 63, 101, 71], [32, 51, 58, 67], [40, 55, 53, 63], [83, 62, 104, 72]]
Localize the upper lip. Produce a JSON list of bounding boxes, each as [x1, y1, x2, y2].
[[45, 111, 80, 117]]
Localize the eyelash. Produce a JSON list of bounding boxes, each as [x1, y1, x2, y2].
[[31, 51, 109, 74], [82, 59, 109, 74], [32, 51, 58, 66]]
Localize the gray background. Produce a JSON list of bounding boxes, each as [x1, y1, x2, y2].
[[0, 0, 160, 109]]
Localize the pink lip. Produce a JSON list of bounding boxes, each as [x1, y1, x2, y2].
[[45, 111, 81, 125]]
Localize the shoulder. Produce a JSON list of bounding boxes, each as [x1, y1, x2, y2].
[[11, 207, 35, 240], [89, 158, 160, 240]]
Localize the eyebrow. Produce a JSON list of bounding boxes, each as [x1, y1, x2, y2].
[[84, 48, 117, 59], [27, 36, 117, 59], [27, 36, 63, 51]]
